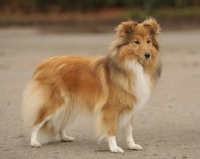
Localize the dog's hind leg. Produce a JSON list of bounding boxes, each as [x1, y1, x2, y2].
[[31, 117, 50, 148], [59, 130, 75, 142]]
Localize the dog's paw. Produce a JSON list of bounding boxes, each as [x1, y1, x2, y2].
[[129, 143, 143, 150], [31, 141, 41, 148], [61, 136, 75, 142], [110, 146, 124, 153]]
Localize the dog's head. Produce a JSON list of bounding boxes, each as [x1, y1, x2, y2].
[[110, 18, 161, 64]]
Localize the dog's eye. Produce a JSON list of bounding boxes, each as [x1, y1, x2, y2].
[[134, 41, 140, 44], [147, 40, 151, 44]]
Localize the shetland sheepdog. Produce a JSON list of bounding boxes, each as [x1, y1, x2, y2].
[[22, 18, 161, 153]]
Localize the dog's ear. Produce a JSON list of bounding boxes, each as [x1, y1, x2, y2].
[[109, 20, 137, 54], [143, 17, 161, 35], [115, 20, 138, 38], [143, 17, 161, 50]]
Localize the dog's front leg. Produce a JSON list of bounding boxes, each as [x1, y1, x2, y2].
[[108, 136, 124, 153], [101, 107, 124, 153], [126, 117, 143, 150]]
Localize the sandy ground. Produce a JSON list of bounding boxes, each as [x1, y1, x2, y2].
[[0, 27, 200, 159]]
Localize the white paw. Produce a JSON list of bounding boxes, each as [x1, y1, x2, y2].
[[110, 146, 124, 153], [61, 136, 75, 142], [129, 143, 143, 150], [31, 141, 41, 148]]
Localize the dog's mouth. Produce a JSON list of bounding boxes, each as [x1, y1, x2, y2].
[[134, 52, 151, 64]]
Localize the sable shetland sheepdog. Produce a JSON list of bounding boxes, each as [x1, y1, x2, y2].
[[22, 18, 161, 153]]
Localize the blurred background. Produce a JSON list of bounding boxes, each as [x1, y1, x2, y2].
[[0, 0, 200, 32], [1, 1, 200, 158]]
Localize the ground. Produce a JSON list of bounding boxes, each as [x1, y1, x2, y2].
[[0, 27, 200, 159]]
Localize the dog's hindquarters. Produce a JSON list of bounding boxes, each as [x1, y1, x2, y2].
[[22, 80, 76, 147]]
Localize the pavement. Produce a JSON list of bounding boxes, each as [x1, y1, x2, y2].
[[0, 27, 200, 159]]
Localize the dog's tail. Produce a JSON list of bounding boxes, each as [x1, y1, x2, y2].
[[22, 81, 43, 127], [22, 80, 56, 143]]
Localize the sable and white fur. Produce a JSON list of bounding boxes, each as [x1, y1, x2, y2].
[[22, 18, 161, 153]]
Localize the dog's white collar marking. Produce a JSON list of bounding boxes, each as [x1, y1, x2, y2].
[[126, 60, 151, 111], [118, 60, 151, 129]]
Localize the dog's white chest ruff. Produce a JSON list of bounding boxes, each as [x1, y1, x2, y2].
[[127, 60, 151, 111]]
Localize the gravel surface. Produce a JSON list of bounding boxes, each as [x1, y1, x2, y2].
[[0, 28, 200, 159]]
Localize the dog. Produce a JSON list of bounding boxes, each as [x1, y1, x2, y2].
[[22, 17, 161, 153]]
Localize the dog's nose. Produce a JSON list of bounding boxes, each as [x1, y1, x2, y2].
[[144, 52, 151, 59]]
